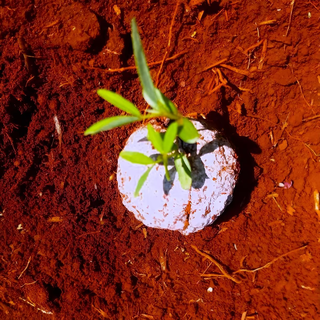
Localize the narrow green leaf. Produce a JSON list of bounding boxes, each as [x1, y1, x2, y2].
[[146, 109, 161, 115], [84, 116, 139, 135], [155, 89, 178, 115], [97, 89, 141, 117], [174, 154, 192, 190], [147, 124, 164, 153], [134, 165, 154, 197], [178, 118, 199, 144], [120, 151, 155, 165], [163, 121, 178, 153], [131, 19, 158, 109]]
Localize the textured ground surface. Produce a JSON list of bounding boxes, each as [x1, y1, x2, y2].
[[1, 0, 320, 319]]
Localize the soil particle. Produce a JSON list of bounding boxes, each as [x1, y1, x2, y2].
[[48, 3, 100, 51], [265, 49, 289, 67], [272, 68, 296, 86]]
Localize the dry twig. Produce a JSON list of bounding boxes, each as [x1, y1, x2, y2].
[[77, 231, 100, 238], [191, 245, 241, 283], [192, 244, 308, 284], [258, 39, 268, 70], [244, 39, 264, 55], [233, 245, 307, 274], [53, 115, 62, 152], [200, 58, 228, 73], [258, 20, 277, 26], [156, 0, 181, 86], [220, 64, 252, 77], [285, 0, 295, 36], [295, 77, 315, 114], [87, 51, 187, 74], [18, 256, 31, 279], [309, 1, 320, 11], [92, 304, 110, 319], [303, 114, 320, 122], [314, 190, 320, 219]]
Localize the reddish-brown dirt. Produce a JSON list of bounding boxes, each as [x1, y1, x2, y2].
[[1, 0, 320, 319]]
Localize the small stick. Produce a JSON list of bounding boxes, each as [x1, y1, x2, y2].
[[92, 304, 110, 318], [243, 39, 264, 55], [243, 113, 275, 124], [241, 311, 248, 320], [212, 9, 224, 21], [141, 314, 154, 320], [285, 0, 295, 37], [220, 64, 252, 77], [53, 115, 62, 152], [233, 245, 307, 274], [87, 51, 187, 73], [272, 196, 283, 212], [19, 297, 53, 315], [208, 83, 226, 95], [77, 230, 100, 238], [295, 77, 316, 114], [285, 130, 318, 160], [39, 20, 60, 35], [200, 58, 228, 73], [302, 114, 320, 122], [314, 190, 320, 219], [20, 280, 37, 288], [304, 143, 320, 157], [216, 68, 228, 85], [18, 37, 31, 72], [309, 1, 320, 11], [4, 131, 16, 154], [155, 0, 180, 87], [207, 73, 216, 92], [182, 37, 199, 42], [258, 20, 277, 26], [201, 261, 213, 275], [18, 256, 31, 279], [258, 39, 268, 70], [191, 245, 241, 283], [238, 87, 253, 93]]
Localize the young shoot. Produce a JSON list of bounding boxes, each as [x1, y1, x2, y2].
[[85, 18, 199, 196]]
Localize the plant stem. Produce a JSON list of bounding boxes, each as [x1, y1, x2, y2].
[[142, 112, 181, 121], [163, 154, 171, 181]]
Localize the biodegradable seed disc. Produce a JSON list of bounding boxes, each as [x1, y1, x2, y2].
[[117, 120, 239, 235]]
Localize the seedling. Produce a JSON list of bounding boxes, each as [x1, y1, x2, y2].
[[85, 18, 199, 196]]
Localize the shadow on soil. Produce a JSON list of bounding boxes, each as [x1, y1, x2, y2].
[[204, 108, 262, 226]]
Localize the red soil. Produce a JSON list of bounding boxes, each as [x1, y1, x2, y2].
[[1, 0, 319, 319]]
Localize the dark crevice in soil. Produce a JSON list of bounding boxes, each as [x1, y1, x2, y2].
[[89, 14, 112, 54], [120, 32, 133, 65]]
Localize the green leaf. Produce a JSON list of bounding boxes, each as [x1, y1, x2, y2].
[[178, 118, 199, 144], [134, 165, 154, 197], [97, 89, 141, 118], [120, 151, 155, 165], [174, 154, 192, 190], [146, 109, 161, 115], [131, 19, 158, 109], [163, 121, 178, 153], [155, 89, 178, 115], [84, 116, 139, 135], [147, 124, 164, 153]]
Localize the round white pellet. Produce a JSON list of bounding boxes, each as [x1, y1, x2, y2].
[[117, 120, 239, 235]]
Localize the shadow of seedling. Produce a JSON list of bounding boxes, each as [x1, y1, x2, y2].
[[204, 111, 262, 224], [144, 126, 230, 195], [138, 111, 261, 223]]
